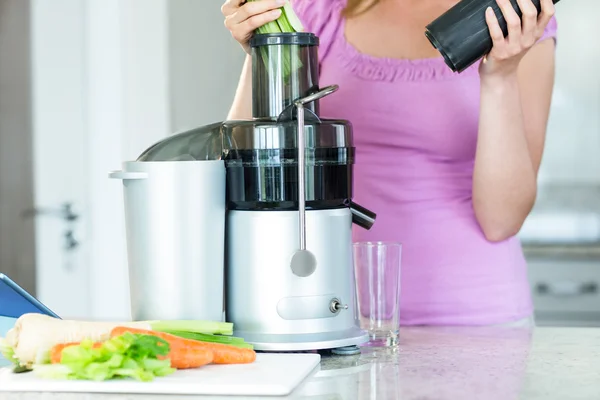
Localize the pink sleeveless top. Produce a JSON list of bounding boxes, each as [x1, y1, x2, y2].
[[292, 0, 558, 325]]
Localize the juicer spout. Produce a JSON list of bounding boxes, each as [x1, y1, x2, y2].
[[350, 202, 376, 230]]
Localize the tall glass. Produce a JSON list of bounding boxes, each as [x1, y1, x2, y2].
[[353, 242, 402, 347]]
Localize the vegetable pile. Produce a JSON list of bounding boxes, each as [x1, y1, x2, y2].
[[0, 313, 256, 382], [248, 0, 305, 80]]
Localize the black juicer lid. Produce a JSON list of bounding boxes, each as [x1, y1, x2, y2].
[[249, 32, 319, 48]]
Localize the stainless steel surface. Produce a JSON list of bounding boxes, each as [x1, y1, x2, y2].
[[234, 326, 368, 352], [136, 122, 224, 162], [226, 208, 368, 350], [295, 85, 338, 105], [133, 118, 354, 160], [289, 88, 338, 279], [110, 160, 226, 322], [296, 102, 307, 252], [221, 120, 353, 151]]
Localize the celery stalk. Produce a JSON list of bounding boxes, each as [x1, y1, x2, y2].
[[148, 320, 233, 336], [162, 330, 254, 350], [248, 0, 305, 80]]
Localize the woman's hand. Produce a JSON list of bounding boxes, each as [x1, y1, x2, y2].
[[479, 0, 555, 78], [222, 0, 286, 54]]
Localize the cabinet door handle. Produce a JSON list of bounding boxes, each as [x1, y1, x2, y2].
[[536, 281, 598, 297]]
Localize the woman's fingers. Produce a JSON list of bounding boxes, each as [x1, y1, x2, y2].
[[225, 0, 284, 24], [516, 0, 538, 45], [496, 0, 522, 46], [485, 7, 506, 49], [234, 8, 281, 37], [221, 0, 245, 17], [537, 0, 556, 34], [222, 0, 285, 50]]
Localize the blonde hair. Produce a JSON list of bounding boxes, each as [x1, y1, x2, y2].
[[342, 0, 380, 17]]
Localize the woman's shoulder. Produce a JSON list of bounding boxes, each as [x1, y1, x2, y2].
[[291, 0, 346, 37], [290, 0, 347, 60]]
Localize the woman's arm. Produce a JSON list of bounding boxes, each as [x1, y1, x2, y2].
[[473, 0, 556, 242], [473, 40, 556, 242], [227, 55, 254, 120]]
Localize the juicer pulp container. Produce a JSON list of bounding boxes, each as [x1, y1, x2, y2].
[[110, 160, 226, 322]]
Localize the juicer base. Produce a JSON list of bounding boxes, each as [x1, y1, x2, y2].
[[235, 326, 369, 352]]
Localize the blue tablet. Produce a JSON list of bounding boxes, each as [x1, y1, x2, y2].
[[0, 273, 60, 319]]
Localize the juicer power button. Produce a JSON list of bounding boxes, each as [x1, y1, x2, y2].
[[329, 298, 348, 314]]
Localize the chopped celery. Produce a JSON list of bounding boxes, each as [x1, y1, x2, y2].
[[163, 330, 254, 350], [0, 337, 26, 373], [248, 0, 305, 81], [34, 333, 175, 382], [148, 320, 233, 336], [0, 337, 16, 365]]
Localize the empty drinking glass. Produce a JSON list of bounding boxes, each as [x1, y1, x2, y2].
[[353, 241, 402, 347]]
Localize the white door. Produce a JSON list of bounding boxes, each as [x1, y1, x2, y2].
[[30, 0, 91, 320], [30, 0, 172, 321]]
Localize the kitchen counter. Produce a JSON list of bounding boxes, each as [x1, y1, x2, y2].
[[2, 326, 600, 400]]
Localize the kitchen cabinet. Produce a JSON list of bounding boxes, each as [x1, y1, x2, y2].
[[525, 248, 600, 327]]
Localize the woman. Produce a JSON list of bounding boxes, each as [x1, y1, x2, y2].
[[221, 0, 557, 326]]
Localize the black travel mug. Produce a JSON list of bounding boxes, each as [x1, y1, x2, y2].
[[425, 0, 561, 73]]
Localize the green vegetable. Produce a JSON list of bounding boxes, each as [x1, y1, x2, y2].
[[150, 320, 233, 336], [253, 0, 304, 33], [0, 337, 22, 373], [33, 333, 175, 382], [1, 313, 236, 371], [163, 330, 254, 350], [0, 337, 15, 363], [248, 0, 305, 81]]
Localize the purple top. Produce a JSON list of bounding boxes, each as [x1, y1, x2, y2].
[[292, 0, 558, 325]]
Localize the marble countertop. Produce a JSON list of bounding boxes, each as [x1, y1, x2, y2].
[[2, 326, 600, 400]]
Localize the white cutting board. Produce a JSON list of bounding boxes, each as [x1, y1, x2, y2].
[[0, 353, 320, 396]]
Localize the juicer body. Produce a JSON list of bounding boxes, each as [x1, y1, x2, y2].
[[226, 208, 367, 351], [111, 32, 377, 352]]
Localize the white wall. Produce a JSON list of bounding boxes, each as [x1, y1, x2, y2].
[[85, 0, 174, 321], [168, 0, 245, 132], [537, 1, 600, 186]]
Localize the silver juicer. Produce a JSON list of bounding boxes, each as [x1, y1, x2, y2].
[[111, 32, 377, 352]]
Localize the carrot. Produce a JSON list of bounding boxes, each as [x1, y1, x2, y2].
[[49, 342, 102, 364], [163, 346, 214, 369], [110, 327, 256, 365]]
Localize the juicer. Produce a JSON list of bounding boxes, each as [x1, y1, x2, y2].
[[110, 32, 377, 352]]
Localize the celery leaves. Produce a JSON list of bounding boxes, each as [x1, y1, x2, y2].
[[34, 333, 175, 382]]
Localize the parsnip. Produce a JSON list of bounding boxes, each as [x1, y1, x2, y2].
[[4, 313, 151, 368]]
